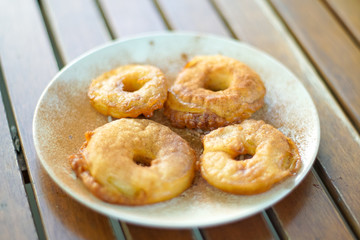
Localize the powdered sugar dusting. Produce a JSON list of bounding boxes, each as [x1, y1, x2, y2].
[[33, 33, 320, 228]]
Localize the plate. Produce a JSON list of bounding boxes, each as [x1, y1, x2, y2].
[[33, 32, 320, 228]]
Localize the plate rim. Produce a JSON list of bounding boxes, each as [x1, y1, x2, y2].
[[33, 31, 321, 228]]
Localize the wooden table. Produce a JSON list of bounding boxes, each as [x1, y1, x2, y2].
[[1, 0, 359, 239]]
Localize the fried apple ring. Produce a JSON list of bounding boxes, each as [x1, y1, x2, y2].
[[69, 118, 196, 205], [88, 64, 167, 118], [200, 119, 301, 195], [164, 55, 266, 130]]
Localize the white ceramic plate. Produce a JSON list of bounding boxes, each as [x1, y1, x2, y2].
[[33, 32, 320, 228]]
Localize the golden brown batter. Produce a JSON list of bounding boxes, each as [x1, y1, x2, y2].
[[69, 118, 196, 205], [200, 119, 301, 194], [88, 64, 167, 118], [164, 55, 266, 130]]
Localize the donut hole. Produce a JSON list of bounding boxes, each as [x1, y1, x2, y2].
[[234, 154, 253, 161], [133, 154, 153, 167], [121, 77, 145, 92], [204, 69, 232, 92]]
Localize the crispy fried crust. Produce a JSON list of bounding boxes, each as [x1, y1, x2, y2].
[[164, 55, 266, 130], [88, 64, 167, 118], [69, 119, 196, 205], [164, 104, 237, 130], [200, 119, 301, 195]]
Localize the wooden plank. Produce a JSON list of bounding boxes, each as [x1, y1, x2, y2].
[[325, 0, 360, 44], [270, 0, 360, 131], [124, 224, 195, 240], [156, 0, 230, 36], [213, 0, 360, 237], [0, 90, 38, 239], [203, 214, 274, 240], [0, 0, 115, 239], [99, 0, 166, 37], [41, 0, 111, 62], [273, 171, 352, 239]]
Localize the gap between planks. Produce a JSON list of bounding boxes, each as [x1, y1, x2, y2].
[[1, 42, 47, 240], [208, 0, 237, 39], [266, 0, 360, 133], [1, 62, 46, 239], [25, 183, 47, 240], [0, 64, 26, 170], [321, 0, 360, 47], [262, 211, 282, 240], [37, 0, 65, 68], [152, 0, 173, 30], [260, 0, 359, 237], [94, 0, 116, 39], [32, 0, 352, 239], [313, 162, 358, 239]]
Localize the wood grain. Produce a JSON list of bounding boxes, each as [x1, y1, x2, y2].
[[156, 0, 230, 36], [0, 90, 38, 239], [273, 171, 352, 239], [41, 0, 111, 63], [0, 0, 115, 239], [125, 224, 195, 240], [203, 214, 274, 240], [2, 0, 359, 239], [99, 0, 166, 37], [325, 0, 360, 44], [270, 0, 360, 131], [213, 0, 360, 237]]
